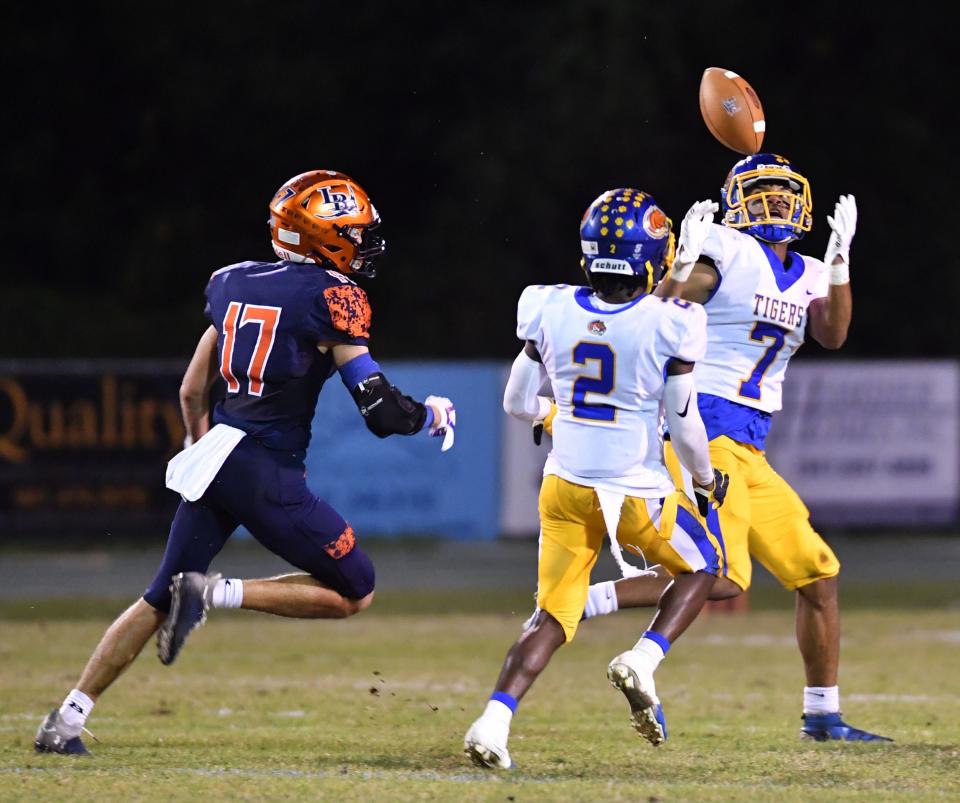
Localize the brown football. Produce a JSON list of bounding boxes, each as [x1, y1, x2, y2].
[[699, 67, 765, 155]]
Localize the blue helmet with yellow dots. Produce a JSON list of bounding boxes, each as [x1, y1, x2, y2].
[[579, 189, 675, 293], [721, 153, 812, 243]]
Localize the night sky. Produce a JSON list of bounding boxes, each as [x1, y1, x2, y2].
[[4, 3, 953, 360]]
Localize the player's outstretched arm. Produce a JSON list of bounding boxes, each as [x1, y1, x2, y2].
[[671, 199, 718, 282], [332, 343, 456, 450], [655, 200, 719, 303], [179, 325, 221, 446], [808, 194, 855, 349], [655, 262, 716, 303], [663, 359, 727, 516], [503, 341, 552, 423]]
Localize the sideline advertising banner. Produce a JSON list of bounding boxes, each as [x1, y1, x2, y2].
[[0, 360, 185, 537], [3, 359, 956, 540], [498, 360, 960, 532], [765, 360, 960, 526]]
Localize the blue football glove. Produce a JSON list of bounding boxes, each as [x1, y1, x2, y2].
[[425, 395, 456, 452]]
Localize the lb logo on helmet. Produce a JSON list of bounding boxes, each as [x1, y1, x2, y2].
[[313, 185, 360, 219]]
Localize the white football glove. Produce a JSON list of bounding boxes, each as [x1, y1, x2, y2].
[[424, 395, 456, 452], [823, 194, 857, 284], [671, 199, 719, 282]]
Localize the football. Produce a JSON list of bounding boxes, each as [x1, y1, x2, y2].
[[698, 67, 765, 155]]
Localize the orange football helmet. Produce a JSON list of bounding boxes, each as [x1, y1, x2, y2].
[[268, 170, 385, 276]]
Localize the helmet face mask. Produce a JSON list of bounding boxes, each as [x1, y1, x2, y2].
[[269, 170, 386, 276], [722, 153, 812, 243], [579, 189, 675, 295]]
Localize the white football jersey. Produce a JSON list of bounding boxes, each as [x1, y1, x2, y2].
[[517, 284, 707, 496], [695, 224, 829, 413]]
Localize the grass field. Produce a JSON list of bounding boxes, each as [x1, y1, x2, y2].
[[1, 585, 959, 802]]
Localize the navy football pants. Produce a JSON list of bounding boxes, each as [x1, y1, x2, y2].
[[143, 437, 375, 612]]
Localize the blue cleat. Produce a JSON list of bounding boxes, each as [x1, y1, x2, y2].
[[34, 709, 91, 755], [800, 712, 893, 742], [157, 571, 220, 666]]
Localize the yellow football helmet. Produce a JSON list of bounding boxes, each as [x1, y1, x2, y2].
[[721, 153, 812, 243]]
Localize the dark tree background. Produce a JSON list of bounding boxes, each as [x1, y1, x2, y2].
[[3, 3, 953, 360]]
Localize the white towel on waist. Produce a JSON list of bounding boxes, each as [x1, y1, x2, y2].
[[595, 487, 652, 579], [165, 423, 247, 502]]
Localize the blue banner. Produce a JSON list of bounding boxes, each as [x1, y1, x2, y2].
[[304, 362, 503, 540]]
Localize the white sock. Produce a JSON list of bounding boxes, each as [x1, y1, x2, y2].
[[583, 580, 619, 620], [804, 685, 839, 715], [58, 689, 94, 738], [630, 636, 666, 674], [211, 578, 243, 609]]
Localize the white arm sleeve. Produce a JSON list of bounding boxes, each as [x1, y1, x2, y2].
[[663, 371, 714, 487], [503, 350, 552, 422]]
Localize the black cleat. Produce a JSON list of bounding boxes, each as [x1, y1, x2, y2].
[[34, 709, 91, 755], [157, 571, 219, 666]]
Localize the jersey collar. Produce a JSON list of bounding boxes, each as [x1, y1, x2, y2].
[[574, 286, 646, 314], [758, 241, 806, 292]]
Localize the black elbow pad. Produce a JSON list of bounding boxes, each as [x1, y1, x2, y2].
[[350, 373, 427, 438]]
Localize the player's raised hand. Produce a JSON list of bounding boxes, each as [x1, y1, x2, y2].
[[672, 199, 719, 281], [823, 194, 857, 267], [425, 395, 456, 451], [693, 468, 730, 518], [532, 399, 557, 445]]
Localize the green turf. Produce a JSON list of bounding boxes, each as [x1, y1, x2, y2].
[[2, 594, 958, 801]]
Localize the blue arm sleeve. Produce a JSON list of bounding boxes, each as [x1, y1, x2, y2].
[[338, 353, 381, 389]]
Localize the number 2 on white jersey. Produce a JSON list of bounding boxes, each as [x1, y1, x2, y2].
[[220, 302, 282, 396], [571, 341, 616, 421]]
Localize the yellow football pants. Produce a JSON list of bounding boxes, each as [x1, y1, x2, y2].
[[536, 474, 723, 642], [665, 436, 840, 592]]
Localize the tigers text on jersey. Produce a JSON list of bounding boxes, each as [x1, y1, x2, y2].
[[204, 261, 371, 454], [696, 224, 829, 413], [517, 284, 707, 496]]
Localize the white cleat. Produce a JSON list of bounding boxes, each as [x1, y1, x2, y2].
[[607, 650, 668, 746], [463, 717, 513, 769]]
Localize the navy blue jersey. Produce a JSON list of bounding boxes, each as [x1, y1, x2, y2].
[[204, 260, 371, 455]]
